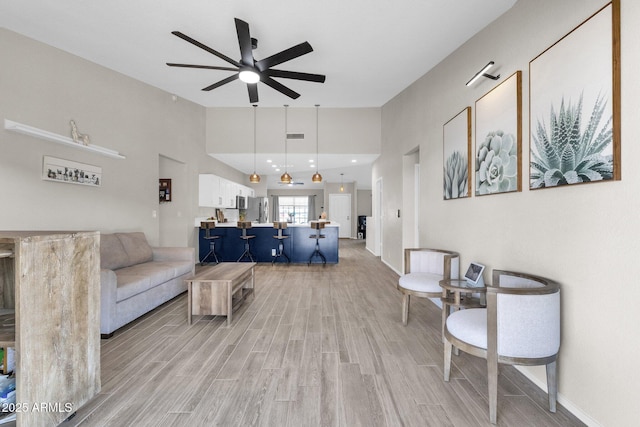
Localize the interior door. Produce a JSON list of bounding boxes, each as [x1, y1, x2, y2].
[[329, 193, 352, 238]]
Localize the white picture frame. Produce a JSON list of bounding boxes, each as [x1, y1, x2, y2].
[[42, 156, 102, 187]]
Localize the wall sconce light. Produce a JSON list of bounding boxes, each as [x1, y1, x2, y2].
[[249, 105, 261, 183], [340, 173, 344, 192], [466, 61, 501, 87]]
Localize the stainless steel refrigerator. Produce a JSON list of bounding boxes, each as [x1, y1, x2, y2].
[[246, 197, 269, 223]]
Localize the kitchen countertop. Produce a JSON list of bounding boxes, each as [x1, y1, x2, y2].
[[194, 218, 337, 228]]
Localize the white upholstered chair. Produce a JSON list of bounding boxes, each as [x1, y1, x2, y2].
[[397, 248, 460, 325], [443, 269, 560, 424]]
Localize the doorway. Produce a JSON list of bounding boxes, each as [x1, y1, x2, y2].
[[159, 155, 187, 247], [329, 193, 352, 238], [373, 177, 383, 256]]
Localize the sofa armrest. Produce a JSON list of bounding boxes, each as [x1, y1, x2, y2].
[[100, 269, 118, 335], [152, 247, 195, 263]]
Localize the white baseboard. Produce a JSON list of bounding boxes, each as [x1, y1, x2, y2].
[[513, 366, 601, 427], [381, 257, 402, 276]]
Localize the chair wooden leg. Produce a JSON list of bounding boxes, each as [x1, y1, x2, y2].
[[487, 353, 498, 424], [444, 340, 452, 381], [546, 360, 558, 413], [401, 293, 410, 325]]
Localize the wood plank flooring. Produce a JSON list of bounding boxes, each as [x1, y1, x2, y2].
[[62, 239, 584, 427]]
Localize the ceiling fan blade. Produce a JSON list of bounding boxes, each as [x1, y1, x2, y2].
[[171, 31, 240, 67], [234, 18, 254, 67], [262, 76, 300, 99], [266, 69, 326, 83], [166, 63, 238, 72], [255, 42, 313, 71], [202, 74, 239, 91], [247, 83, 259, 103]]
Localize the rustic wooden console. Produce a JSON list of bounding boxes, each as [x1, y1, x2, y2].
[[0, 231, 101, 426]]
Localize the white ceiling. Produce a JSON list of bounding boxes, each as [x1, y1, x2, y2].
[[0, 0, 517, 187], [212, 152, 381, 190]]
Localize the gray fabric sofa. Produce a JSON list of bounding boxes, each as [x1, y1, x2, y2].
[[100, 232, 195, 337]]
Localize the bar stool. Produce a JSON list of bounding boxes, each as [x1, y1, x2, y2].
[[272, 222, 290, 264], [308, 221, 327, 265], [237, 221, 255, 262], [200, 221, 221, 265]]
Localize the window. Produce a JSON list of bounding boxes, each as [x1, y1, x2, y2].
[[278, 196, 309, 224]]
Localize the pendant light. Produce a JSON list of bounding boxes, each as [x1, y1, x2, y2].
[[280, 104, 293, 184], [340, 173, 344, 192], [249, 104, 261, 183], [312, 104, 323, 183]]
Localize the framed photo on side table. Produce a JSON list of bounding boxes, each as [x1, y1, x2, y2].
[[464, 262, 485, 287]]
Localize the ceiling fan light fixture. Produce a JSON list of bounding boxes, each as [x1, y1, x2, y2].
[[239, 68, 260, 84]]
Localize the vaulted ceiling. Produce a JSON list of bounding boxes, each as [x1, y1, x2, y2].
[[1, 0, 517, 188], [0, 0, 516, 108]]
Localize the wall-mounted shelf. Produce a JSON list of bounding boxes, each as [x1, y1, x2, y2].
[[4, 119, 126, 159]]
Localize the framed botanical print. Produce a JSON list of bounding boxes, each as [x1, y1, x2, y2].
[[443, 107, 471, 200], [474, 71, 522, 196], [529, 0, 620, 189]]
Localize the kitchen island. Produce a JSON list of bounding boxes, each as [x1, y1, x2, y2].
[[196, 220, 339, 264]]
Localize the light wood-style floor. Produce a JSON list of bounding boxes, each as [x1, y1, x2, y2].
[[63, 239, 584, 427]]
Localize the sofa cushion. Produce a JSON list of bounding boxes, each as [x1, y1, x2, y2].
[[161, 260, 194, 278], [116, 232, 153, 267], [115, 272, 152, 303], [115, 260, 191, 302], [100, 233, 130, 270]]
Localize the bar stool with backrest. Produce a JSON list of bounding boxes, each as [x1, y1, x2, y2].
[[237, 221, 255, 262], [308, 221, 327, 265], [272, 221, 290, 264], [200, 221, 221, 265]]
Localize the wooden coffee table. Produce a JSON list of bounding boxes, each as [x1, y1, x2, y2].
[[186, 262, 256, 325]]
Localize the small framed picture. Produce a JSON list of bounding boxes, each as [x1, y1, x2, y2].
[[464, 262, 486, 287], [42, 156, 101, 187]]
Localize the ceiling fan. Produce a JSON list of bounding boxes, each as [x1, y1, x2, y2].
[[167, 18, 326, 103]]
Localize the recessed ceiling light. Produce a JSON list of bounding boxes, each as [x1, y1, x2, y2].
[[271, 164, 277, 168], [309, 159, 314, 163], [275, 168, 280, 172], [267, 159, 272, 163], [310, 164, 315, 168], [351, 159, 357, 163]]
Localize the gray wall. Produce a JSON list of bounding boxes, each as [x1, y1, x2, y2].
[[0, 29, 243, 249], [374, 0, 639, 425]]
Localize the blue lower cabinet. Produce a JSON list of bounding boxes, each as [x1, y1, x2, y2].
[[198, 225, 338, 264]]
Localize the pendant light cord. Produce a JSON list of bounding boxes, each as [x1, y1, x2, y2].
[[284, 104, 288, 173], [315, 104, 319, 172], [253, 104, 257, 172]]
